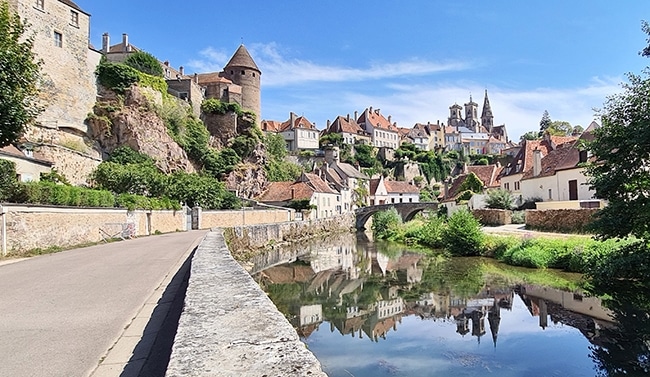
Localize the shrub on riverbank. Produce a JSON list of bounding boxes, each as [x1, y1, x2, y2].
[[371, 208, 630, 272]]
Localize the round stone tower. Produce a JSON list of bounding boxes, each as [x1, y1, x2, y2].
[[222, 44, 261, 125]]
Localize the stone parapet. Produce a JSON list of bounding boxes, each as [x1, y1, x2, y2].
[[525, 208, 598, 233], [166, 230, 327, 377], [472, 209, 512, 226]]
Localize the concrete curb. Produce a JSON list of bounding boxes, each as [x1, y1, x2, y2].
[[89, 232, 207, 377]]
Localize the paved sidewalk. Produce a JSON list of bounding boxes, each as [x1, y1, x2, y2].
[[0, 230, 207, 377], [482, 224, 591, 239]]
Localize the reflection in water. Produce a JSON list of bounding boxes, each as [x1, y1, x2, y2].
[[251, 233, 646, 377]]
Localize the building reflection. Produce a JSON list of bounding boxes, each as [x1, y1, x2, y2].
[[254, 235, 613, 349]]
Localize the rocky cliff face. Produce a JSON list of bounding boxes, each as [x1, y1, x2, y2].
[[224, 143, 269, 199], [87, 86, 196, 173]]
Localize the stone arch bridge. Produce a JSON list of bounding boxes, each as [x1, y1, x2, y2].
[[355, 202, 439, 230]]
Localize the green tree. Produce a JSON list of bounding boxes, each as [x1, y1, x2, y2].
[[520, 131, 541, 141], [586, 38, 650, 240], [0, 159, 18, 200], [0, 1, 42, 147], [539, 110, 552, 134], [319, 133, 343, 148], [485, 188, 514, 209], [124, 51, 163, 77], [546, 120, 573, 136]]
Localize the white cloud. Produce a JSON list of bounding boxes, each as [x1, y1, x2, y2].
[[187, 42, 470, 86]]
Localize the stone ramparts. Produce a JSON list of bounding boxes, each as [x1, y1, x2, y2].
[[166, 230, 327, 377]]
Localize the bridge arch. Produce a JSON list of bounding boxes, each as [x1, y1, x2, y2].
[[354, 202, 438, 230]]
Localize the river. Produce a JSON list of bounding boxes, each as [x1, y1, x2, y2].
[[250, 232, 647, 377]]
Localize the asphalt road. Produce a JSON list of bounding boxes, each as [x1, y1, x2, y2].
[[0, 230, 207, 377]]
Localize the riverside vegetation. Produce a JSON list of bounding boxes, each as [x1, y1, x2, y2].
[[371, 207, 637, 273]]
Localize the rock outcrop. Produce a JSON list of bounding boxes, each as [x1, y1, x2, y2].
[[225, 143, 268, 199], [87, 85, 196, 173]]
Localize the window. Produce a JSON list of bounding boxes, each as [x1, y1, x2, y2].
[[504, 182, 510, 191], [548, 189, 552, 199], [70, 10, 79, 27], [54, 31, 63, 47], [514, 181, 520, 190], [241, 70, 245, 75], [35, 0, 44, 10]]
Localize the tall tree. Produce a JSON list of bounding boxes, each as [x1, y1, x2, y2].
[[539, 110, 552, 134], [586, 24, 650, 240], [546, 120, 573, 136], [0, 1, 42, 147]]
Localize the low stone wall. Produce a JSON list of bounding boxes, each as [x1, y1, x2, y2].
[[200, 208, 292, 229], [0, 205, 185, 254], [166, 230, 327, 377], [525, 209, 598, 233], [472, 209, 512, 226], [224, 213, 355, 255]]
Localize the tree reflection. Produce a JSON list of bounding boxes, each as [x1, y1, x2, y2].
[[584, 241, 650, 376]]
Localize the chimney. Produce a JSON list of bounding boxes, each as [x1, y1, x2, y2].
[[102, 32, 110, 53], [327, 119, 331, 129], [354, 111, 358, 121], [388, 115, 392, 123], [533, 149, 542, 177], [346, 114, 350, 122], [194, 73, 198, 84], [290, 112, 296, 128], [179, 66, 184, 76], [163, 61, 169, 66], [122, 33, 129, 52], [369, 106, 373, 114]]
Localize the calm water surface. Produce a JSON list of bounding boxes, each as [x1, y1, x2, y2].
[[251, 233, 638, 377]]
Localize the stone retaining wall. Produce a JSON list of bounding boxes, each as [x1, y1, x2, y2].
[[166, 230, 327, 377], [200, 208, 292, 229], [472, 209, 512, 226], [0, 205, 185, 254], [525, 208, 598, 233], [224, 213, 355, 253]]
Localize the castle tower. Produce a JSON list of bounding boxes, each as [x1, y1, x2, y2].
[[481, 90, 494, 133], [464, 95, 479, 132], [222, 45, 261, 125]]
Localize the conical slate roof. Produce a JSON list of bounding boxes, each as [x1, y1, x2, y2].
[[224, 44, 260, 72]]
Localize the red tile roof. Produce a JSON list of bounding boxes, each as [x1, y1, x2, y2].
[[501, 135, 577, 177], [261, 120, 283, 133], [467, 165, 502, 188], [196, 72, 232, 85], [384, 180, 420, 194], [357, 107, 396, 131]]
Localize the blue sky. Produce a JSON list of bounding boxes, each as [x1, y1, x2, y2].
[[78, 0, 649, 140]]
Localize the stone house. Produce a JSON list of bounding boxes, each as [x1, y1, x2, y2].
[[0, 144, 53, 182], [499, 134, 578, 204], [266, 112, 319, 151], [257, 173, 340, 219], [7, 0, 103, 185], [356, 107, 399, 149], [519, 122, 600, 205], [321, 115, 372, 146], [398, 126, 429, 151], [369, 176, 420, 205], [316, 147, 371, 210]]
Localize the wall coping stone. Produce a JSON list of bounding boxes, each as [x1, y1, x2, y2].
[[166, 230, 327, 376]]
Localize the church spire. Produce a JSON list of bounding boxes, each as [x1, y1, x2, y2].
[[481, 89, 494, 133]]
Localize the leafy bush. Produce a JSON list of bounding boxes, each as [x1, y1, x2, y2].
[[14, 181, 115, 207], [96, 62, 140, 93], [417, 215, 447, 248], [372, 208, 402, 240], [442, 209, 484, 256], [124, 51, 163, 77], [511, 210, 525, 224], [107, 145, 153, 165], [201, 98, 243, 115], [0, 159, 18, 201], [485, 188, 514, 209], [481, 234, 520, 258]]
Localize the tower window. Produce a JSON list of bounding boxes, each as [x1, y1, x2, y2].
[[230, 70, 234, 75], [35, 0, 44, 9], [252, 72, 255, 77], [241, 70, 245, 75], [70, 10, 79, 27], [54, 31, 63, 47]]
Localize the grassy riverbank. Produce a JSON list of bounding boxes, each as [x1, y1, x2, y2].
[[372, 208, 637, 273]]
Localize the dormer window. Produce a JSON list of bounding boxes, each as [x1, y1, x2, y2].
[[24, 149, 33, 158], [35, 0, 44, 10]]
